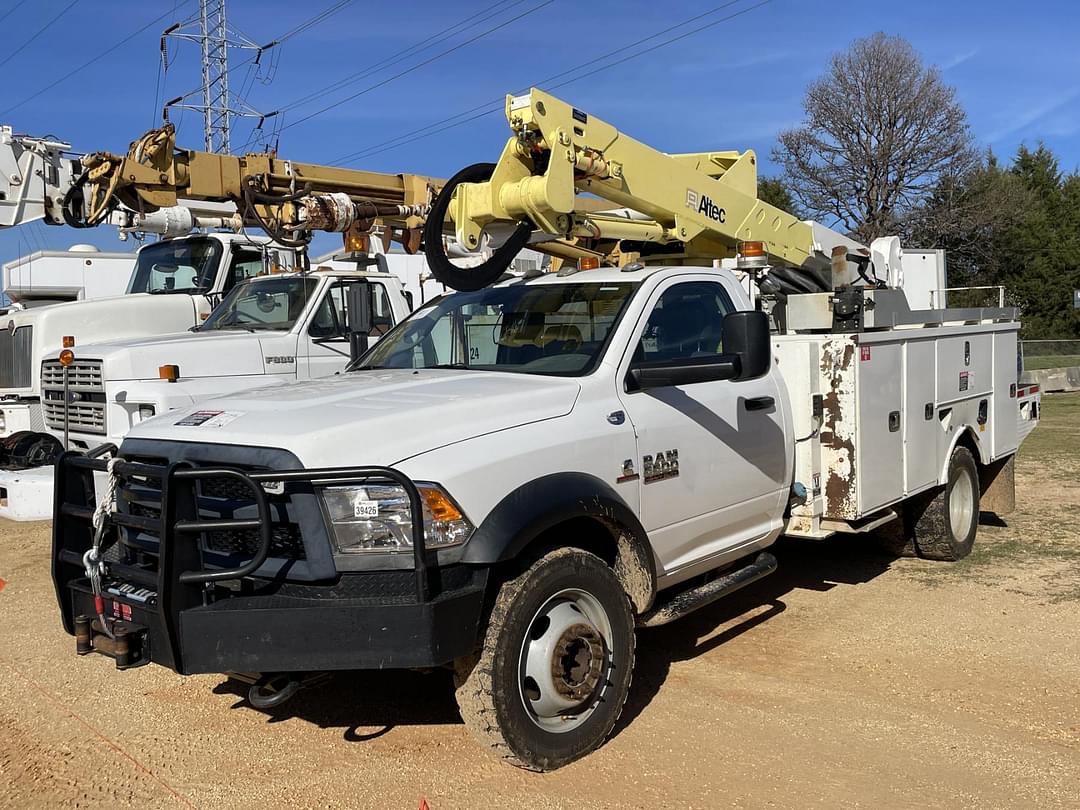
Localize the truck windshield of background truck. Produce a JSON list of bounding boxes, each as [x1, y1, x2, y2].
[[126, 237, 222, 294], [354, 281, 639, 376], [200, 275, 319, 332]]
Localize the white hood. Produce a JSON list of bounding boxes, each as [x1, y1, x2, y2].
[[81, 330, 278, 380], [129, 369, 581, 465], [6, 292, 199, 344]]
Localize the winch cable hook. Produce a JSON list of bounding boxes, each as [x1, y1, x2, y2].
[[421, 162, 533, 292], [83, 456, 122, 640]]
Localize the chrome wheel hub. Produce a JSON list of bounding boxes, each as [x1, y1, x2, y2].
[[949, 466, 975, 539]]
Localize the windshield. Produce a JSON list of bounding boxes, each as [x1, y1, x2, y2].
[[201, 276, 319, 332], [355, 280, 639, 376], [127, 237, 222, 294]]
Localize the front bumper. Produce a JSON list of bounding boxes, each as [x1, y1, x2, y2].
[[52, 449, 487, 674]]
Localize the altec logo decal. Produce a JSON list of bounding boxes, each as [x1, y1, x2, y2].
[[686, 188, 726, 223]]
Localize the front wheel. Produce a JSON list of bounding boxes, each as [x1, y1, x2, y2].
[[454, 547, 635, 771]]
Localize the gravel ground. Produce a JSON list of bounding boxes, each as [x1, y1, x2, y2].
[[1, 394, 1078, 809]]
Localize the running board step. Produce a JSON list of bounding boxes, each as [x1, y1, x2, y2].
[[637, 551, 778, 628]]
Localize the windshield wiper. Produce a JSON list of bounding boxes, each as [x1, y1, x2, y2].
[[429, 362, 472, 370], [148, 286, 210, 296], [212, 323, 256, 332]]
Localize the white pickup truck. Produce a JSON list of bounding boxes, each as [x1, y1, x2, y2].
[[51, 263, 1039, 771]]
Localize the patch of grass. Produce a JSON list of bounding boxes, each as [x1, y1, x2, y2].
[[1017, 392, 1080, 474], [1024, 354, 1080, 370]]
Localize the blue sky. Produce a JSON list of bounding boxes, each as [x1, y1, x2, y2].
[[2, 0, 1079, 263]]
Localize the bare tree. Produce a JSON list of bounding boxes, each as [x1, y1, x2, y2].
[[774, 33, 976, 242]]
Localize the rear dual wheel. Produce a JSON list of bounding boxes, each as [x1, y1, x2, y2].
[[454, 547, 635, 771], [878, 445, 981, 561]]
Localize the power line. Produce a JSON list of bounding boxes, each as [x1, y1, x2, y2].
[[274, 0, 520, 114], [269, 0, 354, 43], [1, 0, 196, 117], [280, 0, 553, 132], [0, 0, 83, 70], [332, 0, 765, 165], [0, 0, 28, 25]]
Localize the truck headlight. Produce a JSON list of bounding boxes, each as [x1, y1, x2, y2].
[[321, 483, 474, 553]]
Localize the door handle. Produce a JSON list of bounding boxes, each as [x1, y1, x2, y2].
[[744, 396, 774, 412]]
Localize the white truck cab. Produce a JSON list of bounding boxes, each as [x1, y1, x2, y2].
[[51, 264, 1039, 771], [0, 233, 295, 464]]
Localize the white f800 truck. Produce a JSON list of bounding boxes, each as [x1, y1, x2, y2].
[[49, 91, 1040, 772], [0, 263, 416, 521], [44, 265, 413, 454], [0, 233, 295, 465]]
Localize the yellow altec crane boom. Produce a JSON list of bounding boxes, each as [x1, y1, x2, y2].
[[428, 88, 878, 291]]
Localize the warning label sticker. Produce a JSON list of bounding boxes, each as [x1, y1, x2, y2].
[[175, 410, 244, 428]]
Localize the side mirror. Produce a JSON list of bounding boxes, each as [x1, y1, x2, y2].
[[629, 356, 739, 389], [723, 310, 771, 380], [346, 280, 373, 361], [627, 309, 771, 391]]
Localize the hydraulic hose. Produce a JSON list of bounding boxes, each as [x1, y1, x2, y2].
[[61, 172, 95, 228], [421, 162, 533, 292]]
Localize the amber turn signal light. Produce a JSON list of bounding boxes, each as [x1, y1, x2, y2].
[[159, 364, 180, 382], [420, 487, 463, 522]]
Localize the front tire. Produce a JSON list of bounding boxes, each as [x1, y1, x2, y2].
[[908, 445, 980, 561], [454, 547, 635, 771]]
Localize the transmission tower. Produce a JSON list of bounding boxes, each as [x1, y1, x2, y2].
[[162, 0, 269, 153]]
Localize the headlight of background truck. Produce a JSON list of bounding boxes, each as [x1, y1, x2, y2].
[[321, 483, 474, 553]]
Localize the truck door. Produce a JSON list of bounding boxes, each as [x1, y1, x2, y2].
[[302, 280, 395, 379], [616, 278, 789, 576]]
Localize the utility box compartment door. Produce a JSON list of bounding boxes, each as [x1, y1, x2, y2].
[[856, 341, 903, 514], [992, 330, 1019, 458], [903, 339, 938, 493], [937, 332, 993, 404]]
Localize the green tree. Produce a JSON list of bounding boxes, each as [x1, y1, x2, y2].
[[997, 144, 1079, 337], [757, 176, 802, 218]]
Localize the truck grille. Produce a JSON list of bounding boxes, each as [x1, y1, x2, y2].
[[41, 359, 106, 434], [119, 455, 307, 562], [0, 325, 33, 388]]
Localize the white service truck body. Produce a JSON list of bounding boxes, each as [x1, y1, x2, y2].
[[50, 264, 1039, 770]]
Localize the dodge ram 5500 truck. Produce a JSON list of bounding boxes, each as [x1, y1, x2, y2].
[[52, 263, 1038, 770]]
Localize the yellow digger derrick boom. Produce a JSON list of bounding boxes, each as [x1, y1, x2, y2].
[[71, 124, 441, 252]]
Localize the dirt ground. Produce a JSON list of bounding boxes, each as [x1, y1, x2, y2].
[[1, 394, 1078, 810]]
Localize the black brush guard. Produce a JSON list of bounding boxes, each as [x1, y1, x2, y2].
[[51, 446, 485, 674]]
